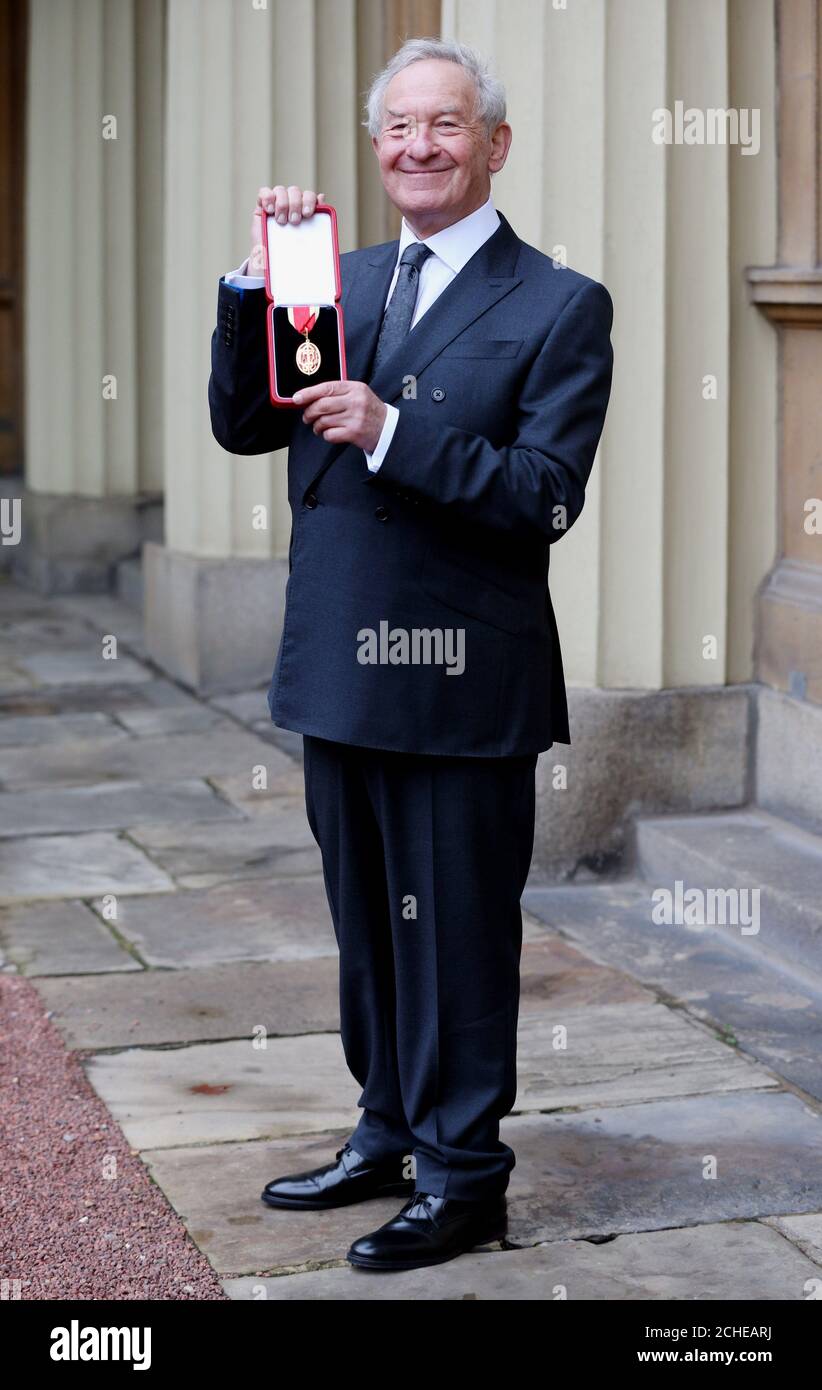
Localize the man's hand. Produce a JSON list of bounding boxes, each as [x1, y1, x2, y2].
[[293, 381, 388, 453], [249, 184, 324, 276]]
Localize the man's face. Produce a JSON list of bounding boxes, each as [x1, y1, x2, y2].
[[372, 59, 511, 234]]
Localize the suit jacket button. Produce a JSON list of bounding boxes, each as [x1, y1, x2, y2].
[[431, 387, 446, 402], [374, 505, 389, 522], [304, 492, 318, 510]]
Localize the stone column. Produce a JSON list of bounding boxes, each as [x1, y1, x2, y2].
[[145, 0, 359, 693], [748, 0, 822, 703], [356, 0, 443, 246], [443, 0, 777, 872], [21, 0, 164, 591]]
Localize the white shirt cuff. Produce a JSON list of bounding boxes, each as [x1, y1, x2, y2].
[[364, 404, 399, 473], [224, 257, 266, 289]]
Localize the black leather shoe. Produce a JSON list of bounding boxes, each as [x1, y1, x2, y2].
[[346, 1191, 507, 1270], [261, 1143, 413, 1211]]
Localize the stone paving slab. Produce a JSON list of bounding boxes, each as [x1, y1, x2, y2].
[[144, 1091, 822, 1283], [264, 728, 305, 762], [209, 690, 271, 726], [502, 1090, 822, 1244], [0, 830, 175, 903], [85, 1034, 359, 1149], [209, 766, 306, 805], [0, 712, 125, 746], [208, 696, 305, 763], [0, 676, 205, 718], [514, 1002, 776, 1112], [99, 875, 336, 967], [524, 878, 822, 1103], [0, 778, 241, 838], [0, 613, 112, 652], [521, 912, 552, 943], [0, 728, 279, 790], [0, 661, 36, 692], [111, 707, 233, 737], [35, 957, 340, 1049], [0, 899, 140, 975], [763, 1212, 822, 1266], [518, 937, 651, 1014], [126, 804, 320, 889], [142, 1130, 402, 1276], [224, 1220, 822, 1298], [43, 933, 646, 1056], [0, 583, 54, 620], [13, 650, 152, 687], [83, 996, 780, 1156], [53, 593, 147, 655]]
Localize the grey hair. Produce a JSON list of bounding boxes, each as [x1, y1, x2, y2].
[[364, 37, 506, 137]]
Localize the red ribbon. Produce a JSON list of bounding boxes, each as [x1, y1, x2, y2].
[[291, 306, 318, 335]]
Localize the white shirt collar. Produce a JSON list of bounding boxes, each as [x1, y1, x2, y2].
[[397, 194, 500, 273]]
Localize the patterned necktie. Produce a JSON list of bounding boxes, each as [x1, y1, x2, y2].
[[370, 241, 434, 375]]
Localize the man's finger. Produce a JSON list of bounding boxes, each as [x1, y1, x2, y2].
[[305, 403, 350, 428], [293, 381, 345, 406], [302, 393, 348, 419]]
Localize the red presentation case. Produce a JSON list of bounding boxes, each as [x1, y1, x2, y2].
[[262, 202, 348, 407]]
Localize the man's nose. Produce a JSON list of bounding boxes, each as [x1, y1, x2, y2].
[[405, 122, 437, 158]]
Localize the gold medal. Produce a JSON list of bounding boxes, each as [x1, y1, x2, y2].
[[296, 338, 322, 375], [288, 305, 321, 376]]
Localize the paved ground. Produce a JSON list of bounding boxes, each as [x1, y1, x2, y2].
[[2, 575, 822, 1300]]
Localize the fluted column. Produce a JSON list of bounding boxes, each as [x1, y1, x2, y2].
[[443, 0, 777, 872], [444, 0, 776, 697], [146, 0, 359, 691], [21, 0, 164, 590], [748, 0, 822, 703]]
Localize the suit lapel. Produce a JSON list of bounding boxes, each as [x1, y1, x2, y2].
[[367, 213, 522, 402], [343, 241, 398, 384], [302, 212, 523, 487]]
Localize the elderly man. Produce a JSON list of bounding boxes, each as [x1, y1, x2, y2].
[[209, 37, 613, 1272]]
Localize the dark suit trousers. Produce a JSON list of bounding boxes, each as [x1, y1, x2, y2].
[[302, 735, 538, 1200]]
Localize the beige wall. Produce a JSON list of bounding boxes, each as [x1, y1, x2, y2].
[[728, 0, 778, 683], [162, 0, 359, 562], [24, 0, 778, 690], [443, 0, 777, 691], [25, 0, 165, 498]]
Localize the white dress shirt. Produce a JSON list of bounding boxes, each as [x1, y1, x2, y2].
[[224, 193, 501, 471]]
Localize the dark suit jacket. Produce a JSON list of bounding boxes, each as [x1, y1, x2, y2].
[[209, 211, 613, 757]]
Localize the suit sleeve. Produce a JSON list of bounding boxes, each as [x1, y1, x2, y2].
[[208, 279, 297, 455], [366, 279, 614, 541]]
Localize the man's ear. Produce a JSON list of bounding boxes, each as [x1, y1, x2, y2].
[[488, 122, 513, 175]]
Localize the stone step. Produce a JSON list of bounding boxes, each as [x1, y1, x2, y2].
[[634, 806, 822, 987]]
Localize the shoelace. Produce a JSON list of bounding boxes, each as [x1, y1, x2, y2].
[[404, 1192, 436, 1220]]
